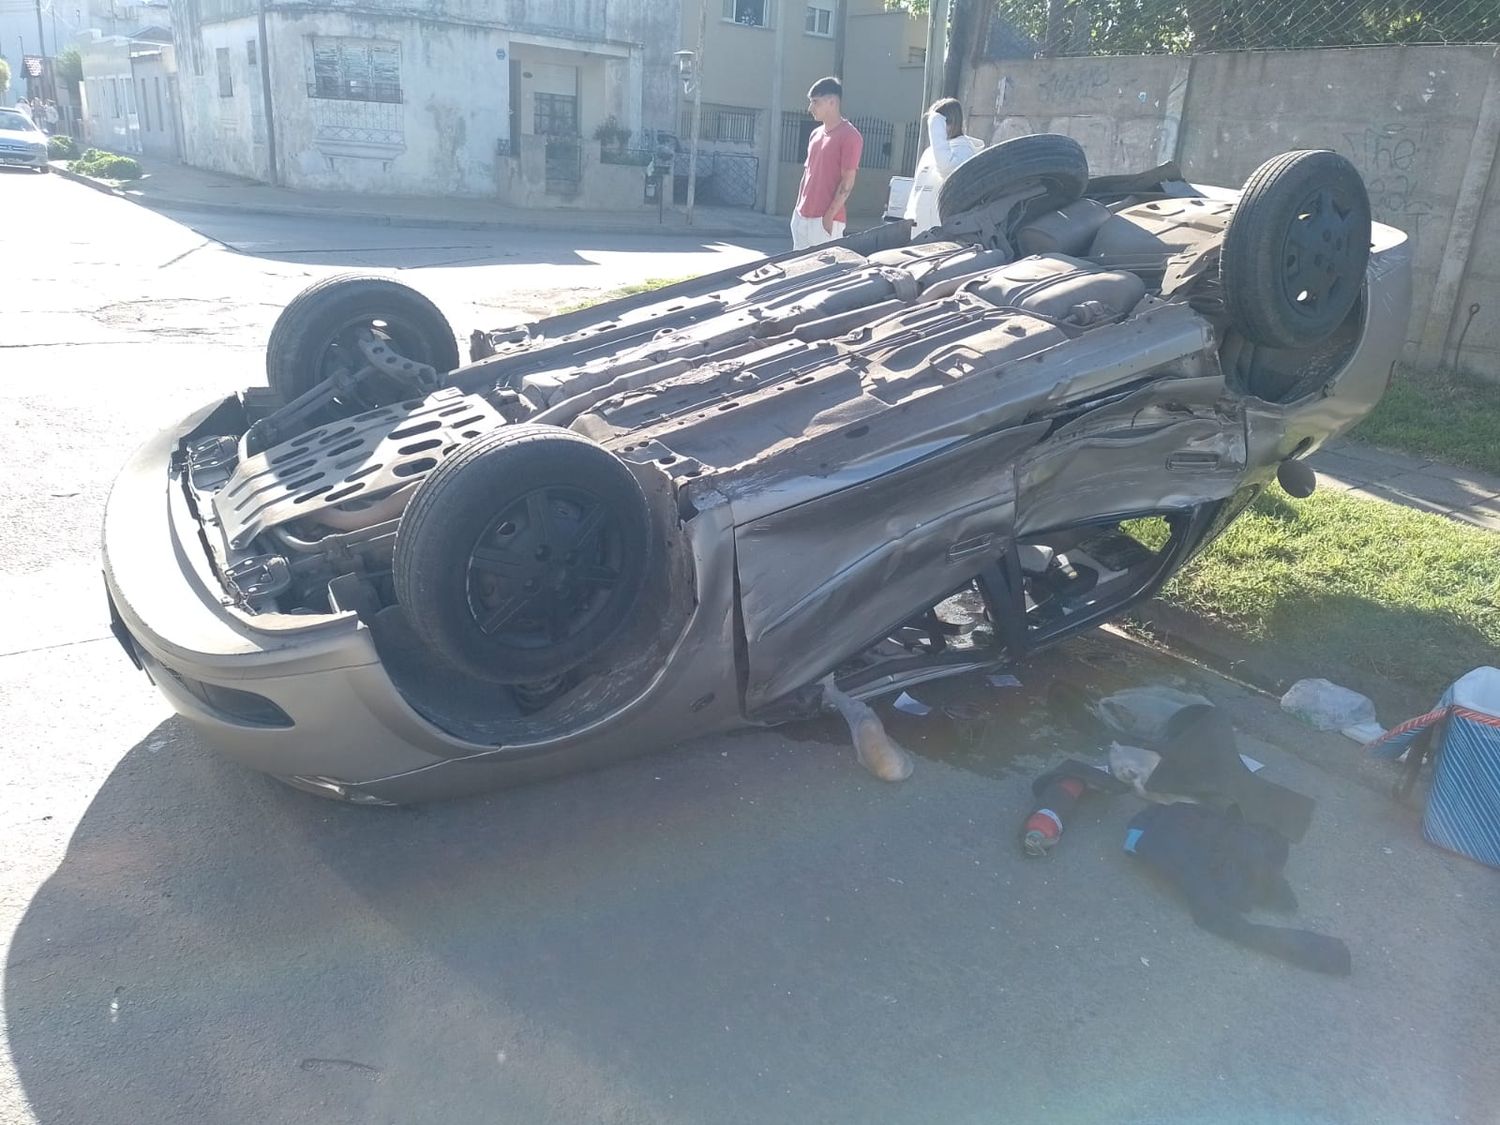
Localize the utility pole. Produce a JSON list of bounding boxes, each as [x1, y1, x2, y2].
[[764, 0, 786, 216], [256, 0, 279, 184], [685, 0, 705, 225], [920, 0, 949, 111], [34, 0, 48, 99]]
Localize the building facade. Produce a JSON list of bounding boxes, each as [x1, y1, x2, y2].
[[78, 27, 180, 157], [167, 0, 680, 207], [681, 0, 929, 218]]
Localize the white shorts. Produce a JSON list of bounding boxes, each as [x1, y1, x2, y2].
[[790, 213, 845, 251]]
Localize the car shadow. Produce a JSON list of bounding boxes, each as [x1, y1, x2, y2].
[[9, 638, 1500, 1123], [153, 206, 782, 273], [0, 701, 1160, 1125]]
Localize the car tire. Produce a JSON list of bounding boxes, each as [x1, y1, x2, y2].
[[936, 133, 1090, 226], [37, 165, 49, 174], [1221, 150, 1371, 350], [393, 424, 652, 684], [265, 273, 460, 403]]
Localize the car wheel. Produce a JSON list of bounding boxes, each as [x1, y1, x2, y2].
[[936, 133, 1090, 227], [265, 274, 460, 402], [1221, 150, 1371, 350], [393, 424, 652, 684], [37, 165, 49, 174]]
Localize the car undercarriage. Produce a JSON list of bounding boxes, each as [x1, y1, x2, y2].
[[103, 138, 1413, 801]]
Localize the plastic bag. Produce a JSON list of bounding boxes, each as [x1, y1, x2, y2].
[[1280, 678, 1379, 734], [1095, 686, 1213, 745]]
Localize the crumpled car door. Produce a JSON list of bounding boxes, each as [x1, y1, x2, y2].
[[1014, 374, 1247, 536], [732, 425, 1047, 712]]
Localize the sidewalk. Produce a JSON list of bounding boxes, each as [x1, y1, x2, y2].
[[1310, 438, 1500, 530], [51, 154, 795, 242]]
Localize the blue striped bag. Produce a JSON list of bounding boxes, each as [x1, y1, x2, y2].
[[1367, 667, 1500, 870]]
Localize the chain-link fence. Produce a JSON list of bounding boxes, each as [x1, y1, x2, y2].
[[982, 0, 1500, 57]]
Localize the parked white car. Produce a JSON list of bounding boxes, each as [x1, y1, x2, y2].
[[0, 108, 49, 171]]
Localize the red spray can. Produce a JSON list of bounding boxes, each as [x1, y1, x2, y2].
[[1022, 776, 1086, 857]]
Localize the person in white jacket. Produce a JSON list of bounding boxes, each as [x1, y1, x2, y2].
[[904, 98, 985, 236]]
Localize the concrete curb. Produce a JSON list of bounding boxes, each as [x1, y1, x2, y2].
[[1129, 598, 1432, 722], [117, 187, 783, 242], [47, 157, 788, 240], [48, 161, 127, 197]]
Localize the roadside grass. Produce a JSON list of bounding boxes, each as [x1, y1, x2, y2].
[[556, 277, 684, 315], [1150, 488, 1500, 701], [1349, 365, 1500, 476]]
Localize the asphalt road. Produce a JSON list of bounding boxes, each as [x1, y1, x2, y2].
[[2, 171, 1498, 1125]]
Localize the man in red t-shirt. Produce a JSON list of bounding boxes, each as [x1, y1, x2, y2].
[[791, 76, 863, 251]]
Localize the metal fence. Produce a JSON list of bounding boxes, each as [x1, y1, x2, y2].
[[669, 150, 762, 208], [848, 115, 895, 170], [899, 118, 924, 177], [780, 112, 901, 170], [985, 0, 1500, 58]]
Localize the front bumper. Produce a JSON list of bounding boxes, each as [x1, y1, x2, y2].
[[101, 402, 494, 791], [0, 148, 48, 169], [101, 402, 746, 802]]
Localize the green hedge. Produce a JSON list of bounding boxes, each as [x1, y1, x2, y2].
[[69, 148, 142, 181], [47, 134, 77, 159]]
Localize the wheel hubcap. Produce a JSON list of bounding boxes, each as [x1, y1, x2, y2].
[[463, 485, 624, 650], [1278, 186, 1361, 322]]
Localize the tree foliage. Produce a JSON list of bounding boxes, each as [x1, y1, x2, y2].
[[0, 57, 10, 93], [58, 49, 83, 87], [893, 0, 1500, 53]]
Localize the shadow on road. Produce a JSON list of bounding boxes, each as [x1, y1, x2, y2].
[[8, 647, 1498, 1124], [156, 207, 781, 273]]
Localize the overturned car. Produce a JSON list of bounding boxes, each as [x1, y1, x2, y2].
[[102, 138, 1411, 803]]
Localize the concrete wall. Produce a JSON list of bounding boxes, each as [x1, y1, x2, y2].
[[962, 45, 1500, 380]]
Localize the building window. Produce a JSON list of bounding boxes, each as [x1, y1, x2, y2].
[[805, 4, 832, 36], [907, 46, 927, 65], [216, 47, 232, 96], [246, 39, 257, 67], [308, 37, 402, 104], [683, 103, 758, 145], [723, 0, 774, 29], [533, 92, 579, 137]]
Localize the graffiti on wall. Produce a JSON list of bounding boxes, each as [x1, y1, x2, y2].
[[1342, 122, 1437, 240], [1036, 64, 1115, 105]]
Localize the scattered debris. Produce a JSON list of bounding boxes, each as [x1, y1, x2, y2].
[[1115, 704, 1315, 842], [987, 673, 1022, 689], [822, 677, 914, 782], [1096, 686, 1213, 744], [1280, 678, 1384, 740], [1021, 760, 1130, 857], [1123, 803, 1351, 976], [893, 691, 932, 717]]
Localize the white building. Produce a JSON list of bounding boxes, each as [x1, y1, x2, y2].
[[166, 0, 681, 207]]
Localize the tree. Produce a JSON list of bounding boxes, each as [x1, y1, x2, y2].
[[0, 57, 10, 95], [58, 49, 83, 87], [903, 0, 1500, 56]]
